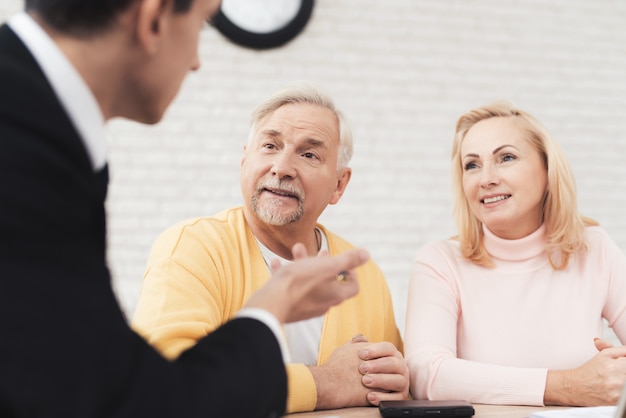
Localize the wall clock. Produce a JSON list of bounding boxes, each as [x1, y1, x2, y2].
[[212, 0, 315, 50]]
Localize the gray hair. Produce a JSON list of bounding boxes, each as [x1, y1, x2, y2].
[[248, 81, 353, 170]]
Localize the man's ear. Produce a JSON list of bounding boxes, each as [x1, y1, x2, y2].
[[240, 145, 248, 167], [135, 0, 170, 54], [329, 167, 352, 205]]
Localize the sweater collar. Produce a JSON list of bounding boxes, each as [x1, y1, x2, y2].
[[483, 224, 547, 261]]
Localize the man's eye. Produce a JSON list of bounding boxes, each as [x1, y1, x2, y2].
[[303, 152, 318, 159]]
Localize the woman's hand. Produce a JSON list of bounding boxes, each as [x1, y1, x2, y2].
[[545, 341, 626, 406]]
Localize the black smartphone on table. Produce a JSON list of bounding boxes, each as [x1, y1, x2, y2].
[[379, 399, 475, 417]]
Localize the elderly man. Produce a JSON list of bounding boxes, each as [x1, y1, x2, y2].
[[132, 81, 409, 413]]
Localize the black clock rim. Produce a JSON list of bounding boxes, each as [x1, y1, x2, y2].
[[212, 0, 315, 50]]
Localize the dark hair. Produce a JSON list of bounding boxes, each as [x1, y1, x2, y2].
[[25, 0, 194, 35]]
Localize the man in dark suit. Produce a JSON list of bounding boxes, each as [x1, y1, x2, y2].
[[0, 1, 369, 417]]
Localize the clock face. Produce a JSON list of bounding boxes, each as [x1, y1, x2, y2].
[[212, 0, 315, 49], [221, 0, 301, 34]]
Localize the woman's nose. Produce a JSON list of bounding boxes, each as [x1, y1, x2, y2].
[[479, 164, 499, 187]]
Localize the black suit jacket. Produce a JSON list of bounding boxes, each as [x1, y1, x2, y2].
[[0, 23, 286, 418]]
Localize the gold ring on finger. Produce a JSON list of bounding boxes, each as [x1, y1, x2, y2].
[[336, 272, 348, 282]]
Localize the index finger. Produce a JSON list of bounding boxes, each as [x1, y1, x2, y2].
[[292, 243, 370, 275], [359, 341, 402, 360], [602, 345, 626, 358]]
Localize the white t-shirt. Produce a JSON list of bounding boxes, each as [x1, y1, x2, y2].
[[257, 229, 327, 365]]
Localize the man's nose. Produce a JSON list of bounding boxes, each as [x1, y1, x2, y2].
[[271, 152, 297, 179]]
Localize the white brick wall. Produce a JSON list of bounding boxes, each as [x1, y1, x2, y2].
[[2, 1, 624, 345]]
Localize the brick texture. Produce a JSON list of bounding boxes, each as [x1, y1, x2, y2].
[[2, 0, 624, 344]]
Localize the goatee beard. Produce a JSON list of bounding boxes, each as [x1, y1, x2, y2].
[[251, 179, 304, 226]]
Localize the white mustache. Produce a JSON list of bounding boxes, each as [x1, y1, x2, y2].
[[257, 179, 304, 201]]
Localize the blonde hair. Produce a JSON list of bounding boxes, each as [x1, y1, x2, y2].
[[451, 102, 598, 269], [248, 81, 353, 170]]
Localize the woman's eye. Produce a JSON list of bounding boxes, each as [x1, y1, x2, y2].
[[501, 153, 516, 162], [464, 161, 478, 171]]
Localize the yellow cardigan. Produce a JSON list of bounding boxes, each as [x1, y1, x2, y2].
[[132, 206, 402, 413]]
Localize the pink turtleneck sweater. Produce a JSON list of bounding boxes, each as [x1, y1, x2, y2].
[[405, 225, 626, 405]]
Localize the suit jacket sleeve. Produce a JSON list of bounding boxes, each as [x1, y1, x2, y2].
[[0, 24, 286, 418]]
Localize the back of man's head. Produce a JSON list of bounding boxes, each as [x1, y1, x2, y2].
[[25, 0, 195, 36]]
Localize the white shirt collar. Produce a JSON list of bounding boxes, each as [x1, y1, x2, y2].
[[256, 227, 329, 266], [8, 12, 107, 171]]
